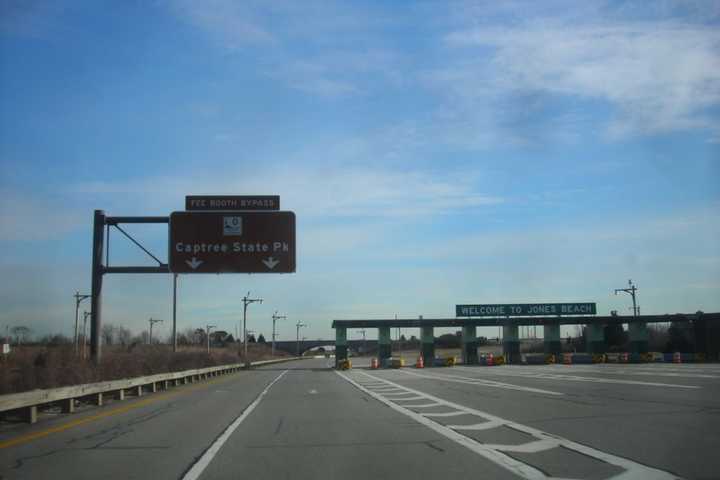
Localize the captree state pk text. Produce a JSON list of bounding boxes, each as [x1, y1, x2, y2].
[[174, 241, 291, 255]]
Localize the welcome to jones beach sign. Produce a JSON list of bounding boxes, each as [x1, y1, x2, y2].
[[456, 303, 597, 317]]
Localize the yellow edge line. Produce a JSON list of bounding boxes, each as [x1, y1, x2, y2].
[[0, 373, 240, 449]]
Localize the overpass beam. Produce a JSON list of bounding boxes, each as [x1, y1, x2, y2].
[[586, 323, 606, 354], [544, 322, 562, 356], [335, 327, 348, 368], [503, 322, 520, 364], [421, 326, 434, 366], [461, 325, 478, 365], [628, 322, 649, 354], [378, 326, 392, 362]]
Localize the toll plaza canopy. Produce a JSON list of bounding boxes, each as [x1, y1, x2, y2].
[[331, 312, 720, 329], [331, 312, 720, 368]]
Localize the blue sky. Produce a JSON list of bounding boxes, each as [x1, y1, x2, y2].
[[1, 0, 719, 342]]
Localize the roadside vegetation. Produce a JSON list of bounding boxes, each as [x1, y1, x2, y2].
[[0, 323, 288, 395]]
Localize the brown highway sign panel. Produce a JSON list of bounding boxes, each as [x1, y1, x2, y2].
[[169, 211, 296, 274]]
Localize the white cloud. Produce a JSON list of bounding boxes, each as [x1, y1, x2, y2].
[[437, 20, 720, 138]]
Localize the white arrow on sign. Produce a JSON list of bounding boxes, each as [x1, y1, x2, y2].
[[185, 257, 203, 270], [262, 257, 280, 269]]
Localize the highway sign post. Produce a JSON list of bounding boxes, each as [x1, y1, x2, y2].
[[456, 303, 596, 317], [169, 211, 296, 274]]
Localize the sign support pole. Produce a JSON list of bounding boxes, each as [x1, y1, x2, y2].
[[90, 210, 105, 365], [172, 274, 178, 352]]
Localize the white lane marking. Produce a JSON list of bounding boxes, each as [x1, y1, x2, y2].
[[401, 370, 563, 396], [421, 411, 468, 417], [447, 421, 503, 431], [402, 403, 443, 408], [453, 366, 700, 389], [486, 438, 560, 453], [336, 370, 546, 480], [181, 370, 288, 480], [340, 371, 679, 480], [308, 389, 318, 394]]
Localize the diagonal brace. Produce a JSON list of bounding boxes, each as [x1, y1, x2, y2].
[[111, 224, 164, 266]]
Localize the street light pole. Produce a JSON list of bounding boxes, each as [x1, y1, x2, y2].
[[206, 324, 216, 355], [272, 311, 287, 357], [148, 318, 163, 345], [295, 321, 307, 356], [614, 279, 639, 317], [242, 292, 263, 366], [74, 292, 91, 355]]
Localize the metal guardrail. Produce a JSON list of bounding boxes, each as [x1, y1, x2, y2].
[[0, 357, 302, 424]]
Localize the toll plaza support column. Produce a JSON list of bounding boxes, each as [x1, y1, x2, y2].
[[378, 326, 392, 363], [421, 326, 434, 366], [335, 327, 348, 368], [628, 322, 649, 354], [586, 323, 606, 354], [461, 325, 479, 365], [544, 322, 562, 356], [503, 321, 520, 364]]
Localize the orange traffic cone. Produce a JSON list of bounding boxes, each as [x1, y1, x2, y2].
[[487, 353, 494, 366], [371, 357, 379, 369], [415, 355, 424, 368]]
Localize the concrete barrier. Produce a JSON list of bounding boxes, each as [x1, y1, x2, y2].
[[0, 356, 302, 424]]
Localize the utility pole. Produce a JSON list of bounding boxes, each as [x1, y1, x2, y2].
[[73, 292, 91, 355], [82, 311, 91, 359], [271, 311, 286, 357], [242, 292, 263, 366], [148, 318, 163, 345], [172, 274, 178, 352], [357, 329, 366, 354], [295, 321, 307, 357], [206, 324, 216, 355], [614, 279, 638, 317]]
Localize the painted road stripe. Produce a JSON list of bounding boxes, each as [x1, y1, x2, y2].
[[341, 371, 679, 480], [453, 365, 700, 389], [181, 370, 288, 480], [336, 370, 547, 480], [401, 370, 564, 396]]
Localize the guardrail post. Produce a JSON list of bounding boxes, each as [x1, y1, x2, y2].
[[117, 389, 125, 401], [61, 398, 75, 414], [136, 386, 143, 397], [25, 406, 37, 424], [151, 382, 157, 393], [95, 393, 103, 406]]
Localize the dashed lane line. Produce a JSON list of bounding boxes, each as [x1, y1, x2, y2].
[[181, 370, 288, 480]]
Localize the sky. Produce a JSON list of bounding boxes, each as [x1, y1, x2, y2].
[[1, 0, 719, 343]]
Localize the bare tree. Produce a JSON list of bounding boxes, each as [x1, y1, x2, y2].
[[11, 326, 32, 344], [116, 326, 132, 346], [101, 324, 116, 346]]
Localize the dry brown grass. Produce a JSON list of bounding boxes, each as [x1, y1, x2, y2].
[[0, 343, 288, 395]]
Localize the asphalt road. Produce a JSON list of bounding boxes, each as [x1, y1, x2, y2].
[[1, 358, 718, 479]]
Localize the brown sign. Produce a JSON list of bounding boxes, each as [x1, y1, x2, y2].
[[185, 195, 280, 211], [169, 211, 295, 273]]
